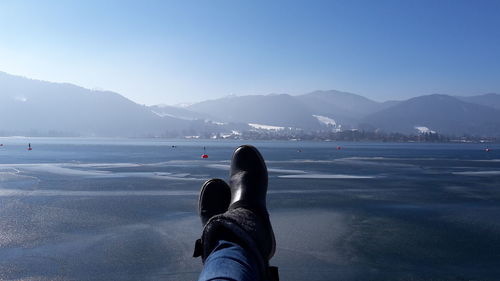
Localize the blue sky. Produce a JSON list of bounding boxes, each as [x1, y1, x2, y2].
[[0, 0, 499, 105]]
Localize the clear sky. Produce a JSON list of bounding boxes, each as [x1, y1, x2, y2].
[[0, 0, 499, 105]]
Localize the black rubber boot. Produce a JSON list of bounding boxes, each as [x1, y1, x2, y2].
[[198, 178, 231, 226], [198, 145, 278, 280], [193, 178, 231, 257]]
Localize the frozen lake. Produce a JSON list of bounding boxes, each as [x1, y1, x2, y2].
[[0, 138, 499, 280]]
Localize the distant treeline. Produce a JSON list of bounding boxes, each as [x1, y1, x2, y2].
[[221, 129, 499, 143], [1, 128, 498, 143]]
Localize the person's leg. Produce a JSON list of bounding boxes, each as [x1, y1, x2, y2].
[[194, 178, 231, 258], [195, 178, 261, 281], [195, 145, 279, 281], [197, 240, 260, 281]]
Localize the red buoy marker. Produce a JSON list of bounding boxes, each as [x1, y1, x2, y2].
[[201, 146, 208, 158]]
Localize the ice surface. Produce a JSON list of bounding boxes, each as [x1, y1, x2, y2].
[[0, 140, 499, 280]]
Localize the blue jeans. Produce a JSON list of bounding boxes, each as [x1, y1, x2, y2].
[[198, 240, 261, 281]]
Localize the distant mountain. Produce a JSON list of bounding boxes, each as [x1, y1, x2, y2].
[[457, 93, 500, 110], [296, 90, 382, 122], [379, 100, 401, 110], [186, 90, 395, 130], [3, 71, 499, 138], [149, 104, 210, 120], [188, 94, 322, 129], [0, 71, 189, 137], [361, 94, 500, 136]]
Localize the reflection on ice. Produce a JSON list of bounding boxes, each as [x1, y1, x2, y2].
[[206, 163, 309, 174], [0, 189, 199, 197], [279, 174, 378, 179], [204, 164, 230, 170], [267, 168, 308, 174], [453, 170, 500, 176], [0, 161, 381, 182], [0, 163, 204, 181], [0, 188, 397, 197]]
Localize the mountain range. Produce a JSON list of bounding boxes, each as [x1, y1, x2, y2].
[[360, 94, 500, 136], [0, 71, 192, 137], [1, 71, 500, 137]]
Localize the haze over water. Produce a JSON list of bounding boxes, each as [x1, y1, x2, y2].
[[0, 138, 499, 280]]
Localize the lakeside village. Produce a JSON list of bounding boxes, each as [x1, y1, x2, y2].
[[178, 125, 498, 143], [2, 124, 498, 143]]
